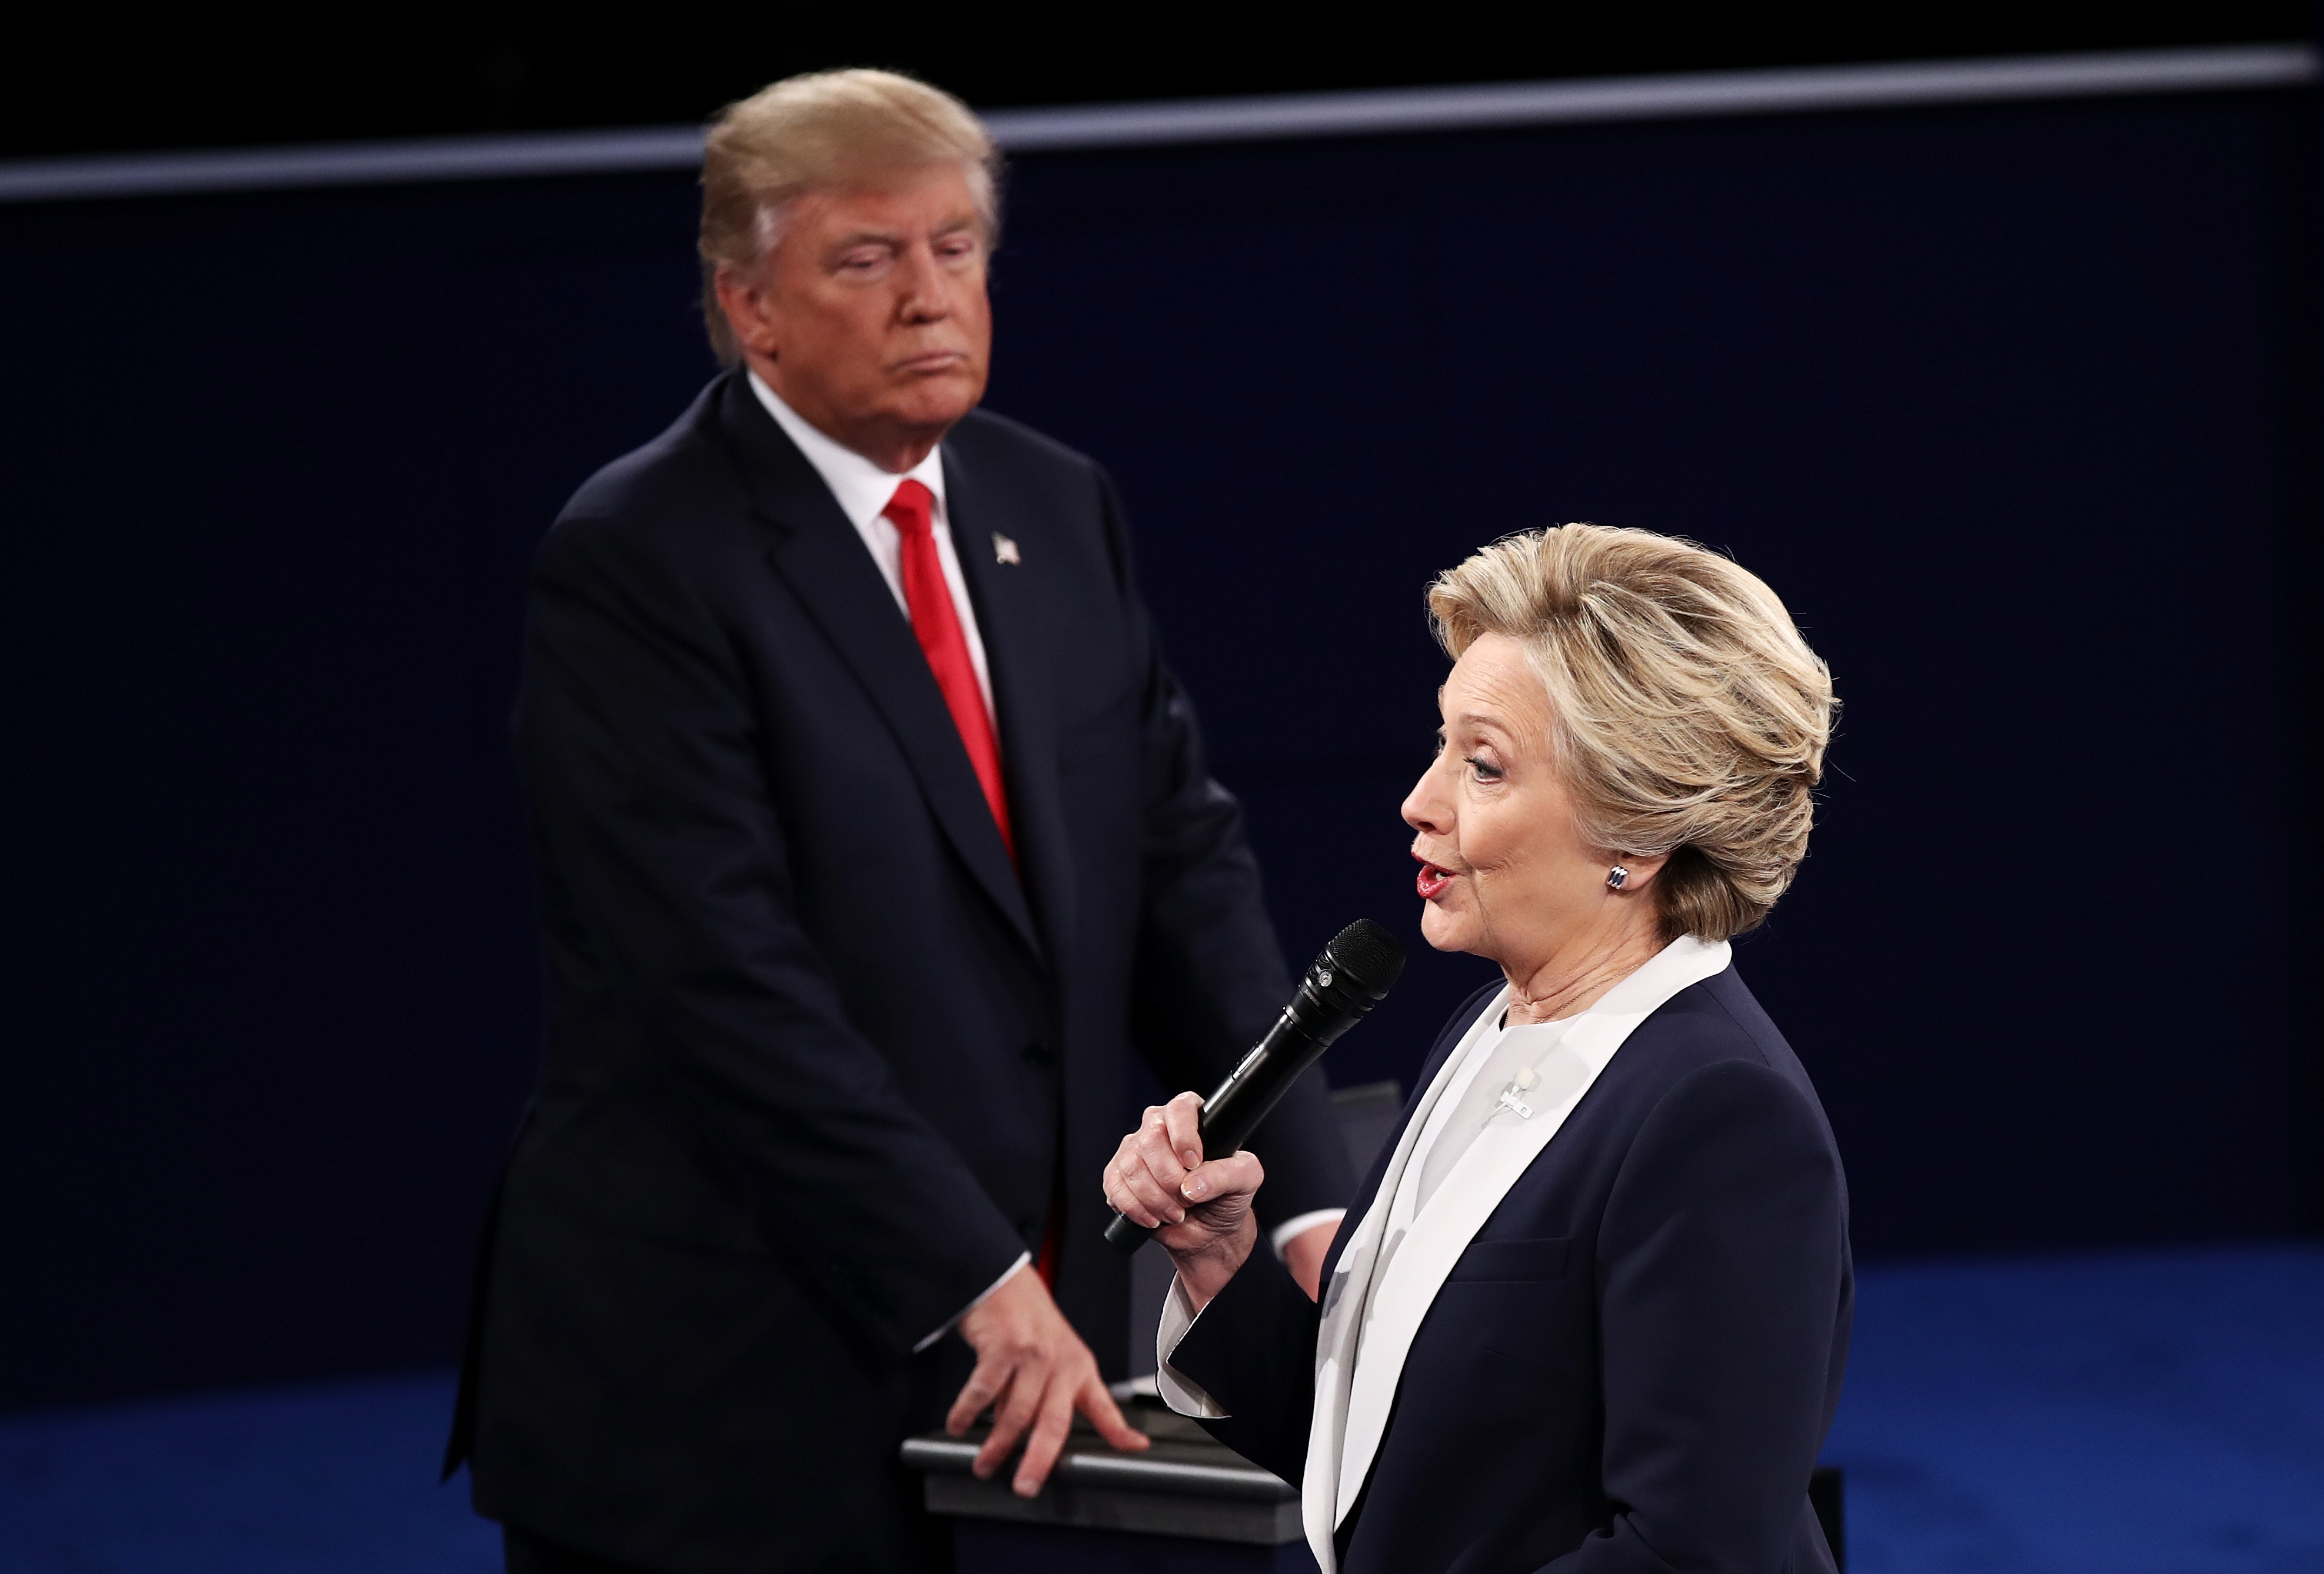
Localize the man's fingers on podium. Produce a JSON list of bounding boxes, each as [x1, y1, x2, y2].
[[1012, 1382, 1075, 1496], [971, 1409, 1021, 1479], [977, 1370, 1044, 1480], [944, 1362, 1000, 1439], [1080, 1375, 1149, 1452]]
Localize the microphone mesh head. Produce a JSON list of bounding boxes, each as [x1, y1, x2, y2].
[[1326, 919, 1407, 999]]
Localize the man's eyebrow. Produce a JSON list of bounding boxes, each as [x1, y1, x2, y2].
[[825, 228, 904, 251]]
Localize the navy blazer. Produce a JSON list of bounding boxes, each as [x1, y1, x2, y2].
[[1173, 964, 1851, 1574], [447, 372, 1351, 1573]]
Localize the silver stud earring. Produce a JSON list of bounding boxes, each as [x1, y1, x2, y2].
[[1606, 865, 1630, 891]]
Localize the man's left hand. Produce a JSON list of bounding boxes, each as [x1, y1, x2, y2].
[[947, 1264, 1149, 1497]]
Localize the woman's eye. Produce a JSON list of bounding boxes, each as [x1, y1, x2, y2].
[[1466, 755, 1502, 782]]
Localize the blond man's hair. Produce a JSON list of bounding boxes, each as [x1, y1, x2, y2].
[[697, 69, 1000, 365], [1426, 525, 1835, 943]]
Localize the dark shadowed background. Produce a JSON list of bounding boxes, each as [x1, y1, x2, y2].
[[2, 8, 2318, 1411]]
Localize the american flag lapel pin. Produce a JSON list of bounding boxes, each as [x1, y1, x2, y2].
[[992, 532, 1021, 566]]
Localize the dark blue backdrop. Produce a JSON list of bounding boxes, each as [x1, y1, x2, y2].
[[3, 85, 2317, 1410]]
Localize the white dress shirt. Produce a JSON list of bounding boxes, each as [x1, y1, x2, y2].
[[748, 372, 995, 716], [750, 372, 1023, 1346]]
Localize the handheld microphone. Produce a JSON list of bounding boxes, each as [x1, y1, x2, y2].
[[1103, 918, 1406, 1253]]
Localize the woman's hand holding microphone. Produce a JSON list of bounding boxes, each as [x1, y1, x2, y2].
[[1104, 1091, 1267, 1312]]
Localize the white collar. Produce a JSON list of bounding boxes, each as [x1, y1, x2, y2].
[[748, 370, 948, 531]]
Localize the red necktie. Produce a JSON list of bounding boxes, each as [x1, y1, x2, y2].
[[886, 483, 1055, 1286], [883, 480, 1013, 858]]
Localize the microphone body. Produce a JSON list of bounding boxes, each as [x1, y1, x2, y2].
[[1103, 919, 1406, 1253]]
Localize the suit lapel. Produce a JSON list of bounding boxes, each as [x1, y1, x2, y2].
[[715, 378, 1041, 961], [946, 445, 1076, 967], [1300, 986, 1503, 1574]]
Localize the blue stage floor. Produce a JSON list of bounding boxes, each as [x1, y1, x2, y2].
[[2, 1243, 2318, 1573]]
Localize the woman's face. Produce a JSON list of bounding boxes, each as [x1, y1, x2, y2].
[[1402, 633, 1622, 968]]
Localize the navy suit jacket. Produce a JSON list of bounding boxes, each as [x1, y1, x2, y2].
[[1173, 964, 1851, 1574], [446, 372, 1351, 1573]]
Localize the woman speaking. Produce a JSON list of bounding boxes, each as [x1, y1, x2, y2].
[[1104, 525, 1850, 1574]]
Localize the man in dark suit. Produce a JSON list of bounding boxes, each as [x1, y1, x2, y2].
[[444, 69, 1353, 1574]]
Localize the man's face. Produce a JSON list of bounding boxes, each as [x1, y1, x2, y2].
[[720, 164, 991, 467]]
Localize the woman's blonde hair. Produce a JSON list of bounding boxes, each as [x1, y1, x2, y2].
[[1426, 525, 1835, 943], [697, 69, 1001, 365]]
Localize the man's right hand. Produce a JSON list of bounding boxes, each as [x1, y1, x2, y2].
[[947, 1263, 1148, 1497]]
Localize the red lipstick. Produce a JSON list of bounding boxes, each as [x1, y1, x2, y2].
[[1414, 855, 1454, 900]]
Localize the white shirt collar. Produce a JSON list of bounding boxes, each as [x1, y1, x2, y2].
[[747, 369, 948, 530]]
